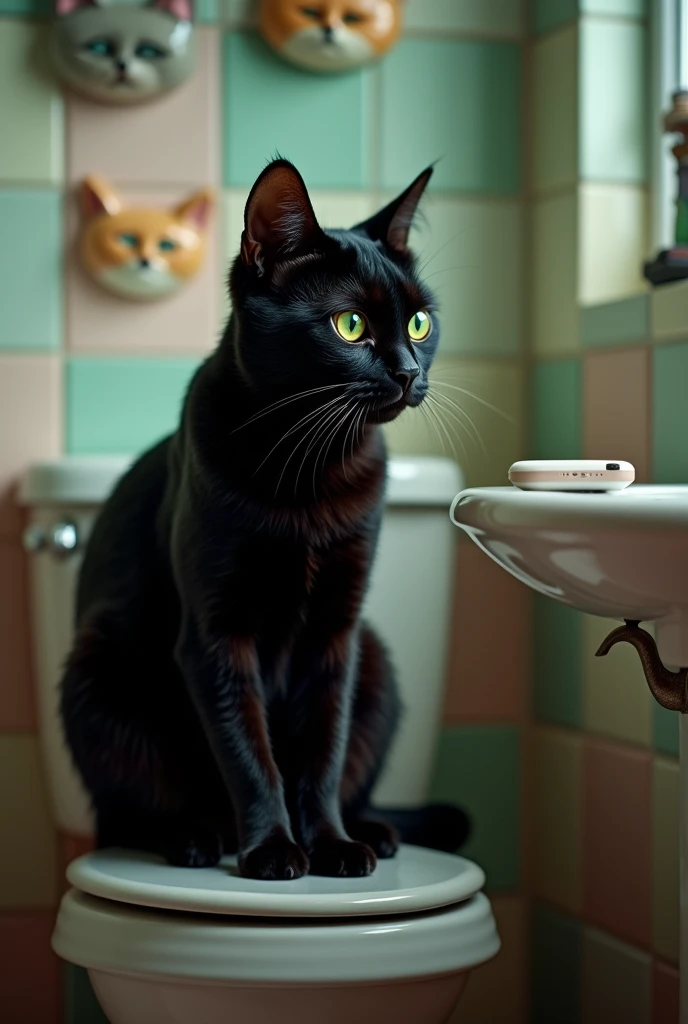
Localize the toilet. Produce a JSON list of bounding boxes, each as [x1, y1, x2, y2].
[[20, 454, 500, 1024]]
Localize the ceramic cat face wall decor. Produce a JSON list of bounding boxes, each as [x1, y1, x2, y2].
[[79, 176, 212, 300], [258, 0, 403, 73], [53, 0, 196, 104]]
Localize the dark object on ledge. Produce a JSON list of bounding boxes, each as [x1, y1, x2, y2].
[[374, 803, 471, 854], [644, 247, 688, 286], [596, 620, 688, 712]]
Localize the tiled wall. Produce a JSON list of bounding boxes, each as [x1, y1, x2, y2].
[[529, 2, 683, 1022], [0, 1, 531, 1021]]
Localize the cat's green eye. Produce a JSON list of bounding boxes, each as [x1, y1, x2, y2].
[[343, 12, 364, 24], [136, 41, 167, 60], [334, 310, 366, 343], [301, 6, 322, 20], [119, 233, 139, 249], [159, 238, 178, 252], [408, 310, 431, 342], [84, 37, 115, 57]]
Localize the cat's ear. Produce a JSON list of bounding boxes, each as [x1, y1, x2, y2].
[[173, 189, 213, 231], [241, 159, 324, 277], [55, 0, 97, 14], [151, 0, 193, 20], [80, 176, 122, 219], [352, 166, 433, 255]]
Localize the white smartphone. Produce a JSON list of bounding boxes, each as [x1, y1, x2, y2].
[[508, 460, 635, 492]]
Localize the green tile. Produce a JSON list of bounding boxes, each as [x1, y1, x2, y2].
[[0, 23, 63, 183], [579, 19, 647, 184], [405, 0, 524, 36], [64, 965, 108, 1024], [67, 357, 198, 455], [430, 725, 521, 890], [582, 0, 646, 14], [0, 0, 49, 14], [223, 31, 370, 189], [532, 359, 582, 459], [533, 24, 578, 195], [380, 39, 521, 195], [0, 190, 62, 352], [653, 342, 688, 483], [534, 596, 583, 728], [196, 0, 220, 21], [532, 905, 582, 1024], [581, 295, 649, 347], [532, 0, 579, 34], [653, 703, 679, 757]]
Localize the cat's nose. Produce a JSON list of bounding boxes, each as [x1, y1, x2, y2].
[[322, 25, 334, 42], [139, 258, 151, 269], [389, 365, 419, 394], [115, 59, 127, 73]]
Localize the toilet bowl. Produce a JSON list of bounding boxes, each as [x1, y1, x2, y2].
[[21, 454, 500, 1020], [53, 844, 500, 1024]]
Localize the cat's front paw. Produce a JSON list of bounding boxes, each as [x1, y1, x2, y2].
[[165, 828, 223, 868], [309, 838, 377, 878], [240, 836, 309, 881], [345, 817, 399, 859]]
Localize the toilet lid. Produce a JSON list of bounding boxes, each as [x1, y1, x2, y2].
[[67, 844, 485, 919]]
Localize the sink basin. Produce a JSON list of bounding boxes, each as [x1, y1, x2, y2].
[[450, 485, 688, 666]]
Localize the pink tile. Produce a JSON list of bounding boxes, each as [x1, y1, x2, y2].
[[0, 541, 35, 731], [583, 347, 651, 482], [444, 542, 530, 722], [0, 912, 60, 1024], [653, 962, 679, 1024], [57, 832, 94, 897], [66, 28, 220, 189], [66, 186, 220, 355], [0, 356, 61, 540], [583, 738, 652, 947]]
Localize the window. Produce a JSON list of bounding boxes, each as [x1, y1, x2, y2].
[[650, 0, 688, 250]]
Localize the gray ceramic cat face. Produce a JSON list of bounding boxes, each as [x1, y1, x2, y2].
[[52, 0, 196, 105]]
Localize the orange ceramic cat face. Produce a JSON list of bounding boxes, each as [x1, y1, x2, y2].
[[79, 176, 212, 300], [259, 0, 403, 72]]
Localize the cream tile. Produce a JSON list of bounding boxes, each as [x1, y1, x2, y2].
[[66, 187, 220, 355], [532, 727, 582, 913], [450, 896, 528, 1024], [533, 25, 578, 195], [652, 757, 679, 963], [0, 736, 57, 907], [581, 927, 652, 1024], [66, 28, 220, 189], [651, 280, 688, 343], [0, 23, 63, 184], [0, 355, 61, 540], [388, 356, 525, 487], [404, 0, 524, 37], [582, 615, 653, 746], [410, 196, 525, 356], [578, 184, 648, 305], [533, 192, 579, 355]]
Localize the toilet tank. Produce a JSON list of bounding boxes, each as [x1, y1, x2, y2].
[[20, 455, 462, 836]]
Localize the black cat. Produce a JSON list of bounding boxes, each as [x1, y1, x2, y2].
[[61, 158, 443, 880]]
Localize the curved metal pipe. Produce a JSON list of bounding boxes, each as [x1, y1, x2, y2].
[[595, 620, 688, 713]]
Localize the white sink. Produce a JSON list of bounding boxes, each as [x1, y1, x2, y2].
[[450, 485, 688, 667]]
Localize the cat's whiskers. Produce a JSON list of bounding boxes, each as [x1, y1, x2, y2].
[[253, 392, 349, 478], [294, 397, 357, 496], [427, 390, 481, 459], [423, 393, 461, 463], [341, 402, 364, 484], [427, 378, 514, 423], [314, 397, 361, 489], [233, 382, 352, 433], [274, 395, 353, 499]]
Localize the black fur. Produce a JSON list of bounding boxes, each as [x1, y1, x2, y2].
[[61, 159, 439, 879]]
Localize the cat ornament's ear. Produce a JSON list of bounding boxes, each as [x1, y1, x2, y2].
[[258, 0, 405, 74], [51, 0, 196, 106], [241, 159, 326, 278]]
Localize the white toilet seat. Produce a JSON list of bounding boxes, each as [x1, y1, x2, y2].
[[54, 845, 501, 985]]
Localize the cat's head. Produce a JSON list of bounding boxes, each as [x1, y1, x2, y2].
[[79, 176, 212, 300], [229, 158, 437, 426], [52, 0, 196, 104], [259, 0, 403, 73]]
